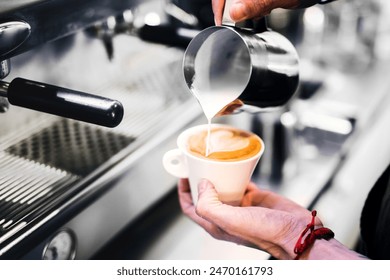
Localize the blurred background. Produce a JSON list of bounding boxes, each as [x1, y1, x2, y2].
[[0, 0, 389, 260]]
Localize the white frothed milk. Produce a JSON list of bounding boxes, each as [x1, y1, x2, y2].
[[189, 29, 251, 155], [191, 88, 242, 155], [187, 127, 261, 162]]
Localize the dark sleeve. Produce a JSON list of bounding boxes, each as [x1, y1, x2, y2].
[[359, 164, 390, 259]]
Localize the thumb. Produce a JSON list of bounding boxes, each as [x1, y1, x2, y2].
[[230, 0, 272, 22], [230, 0, 249, 22], [195, 179, 234, 223], [196, 179, 255, 240], [197, 179, 223, 207]]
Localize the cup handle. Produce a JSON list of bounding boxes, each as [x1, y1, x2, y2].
[[162, 149, 189, 178]]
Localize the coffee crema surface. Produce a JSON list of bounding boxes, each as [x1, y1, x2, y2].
[[188, 127, 261, 161]]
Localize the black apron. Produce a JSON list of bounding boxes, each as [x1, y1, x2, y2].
[[358, 164, 390, 259]]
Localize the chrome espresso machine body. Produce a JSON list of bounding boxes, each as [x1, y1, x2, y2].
[[1, 0, 390, 261], [0, 0, 205, 259]]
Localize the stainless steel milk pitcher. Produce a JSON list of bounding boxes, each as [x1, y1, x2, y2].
[[183, 0, 299, 114]]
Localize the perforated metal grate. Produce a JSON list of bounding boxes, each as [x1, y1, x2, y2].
[[5, 119, 135, 176]]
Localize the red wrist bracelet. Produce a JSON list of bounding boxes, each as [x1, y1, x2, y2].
[[293, 210, 334, 260]]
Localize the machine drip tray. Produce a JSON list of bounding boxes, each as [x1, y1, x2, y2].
[[6, 119, 135, 176]]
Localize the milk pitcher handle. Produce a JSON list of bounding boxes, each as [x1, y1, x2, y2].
[[222, 0, 268, 33], [222, 0, 235, 26]]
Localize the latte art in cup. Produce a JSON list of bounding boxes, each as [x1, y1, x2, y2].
[[163, 124, 265, 205], [188, 127, 262, 161]]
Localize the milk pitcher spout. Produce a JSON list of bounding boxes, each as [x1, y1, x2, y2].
[[182, 1, 299, 118]]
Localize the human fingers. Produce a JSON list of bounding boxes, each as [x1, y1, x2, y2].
[[212, 0, 290, 26], [191, 179, 257, 244], [195, 180, 299, 255], [241, 183, 322, 230], [177, 178, 194, 214], [242, 184, 309, 215], [229, 0, 274, 22], [196, 179, 263, 233], [177, 179, 236, 239], [229, 0, 307, 22], [178, 178, 210, 226], [212, 0, 226, 25]]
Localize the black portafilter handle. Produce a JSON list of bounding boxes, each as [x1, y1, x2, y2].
[[0, 78, 124, 128]]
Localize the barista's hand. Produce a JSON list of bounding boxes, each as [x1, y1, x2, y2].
[[177, 178, 366, 260], [212, 0, 318, 25], [177, 178, 317, 259]]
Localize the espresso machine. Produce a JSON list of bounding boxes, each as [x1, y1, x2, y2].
[[0, 0, 208, 259]]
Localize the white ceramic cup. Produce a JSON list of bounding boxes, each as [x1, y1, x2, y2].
[[162, 124, 264, 205]]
